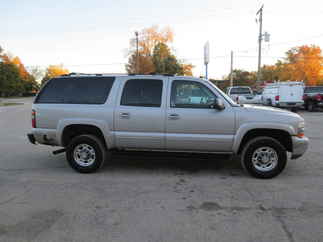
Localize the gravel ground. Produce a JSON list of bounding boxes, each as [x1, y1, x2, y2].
[[0, 98, 322, 242]]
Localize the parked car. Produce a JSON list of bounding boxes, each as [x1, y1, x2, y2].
[[303, 86, 323, 111], [262, 82, 304, 110], [250, 90, 263, 104], [226, 86, 254, 104], [28, 74, 309, 178]]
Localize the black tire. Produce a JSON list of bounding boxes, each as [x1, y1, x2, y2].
[[66, 134, 107, 173], [241, 137, 287, 179], [308, 101, 316, 112], [267, 99, 272, 106]]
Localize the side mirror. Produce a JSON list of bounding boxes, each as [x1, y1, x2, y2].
[[211, 98, 225, 110]]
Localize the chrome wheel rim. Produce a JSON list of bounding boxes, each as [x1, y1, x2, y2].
[[73, 144, 96, 167], [251, 147, 278, 172]]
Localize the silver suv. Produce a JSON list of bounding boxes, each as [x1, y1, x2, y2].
[[27, 74, 309, 178]]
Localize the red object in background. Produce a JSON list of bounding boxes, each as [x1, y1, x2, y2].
[[275, 95, 280, 101], [32, 110, 36, 128], [315, 94, 322, 101]]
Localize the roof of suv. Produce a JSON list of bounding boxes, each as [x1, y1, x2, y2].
[[60, 73, 177, 78]]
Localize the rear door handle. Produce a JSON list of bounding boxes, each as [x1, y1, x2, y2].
[[168, 113, 180, 120], [120, 112, 130, 119]]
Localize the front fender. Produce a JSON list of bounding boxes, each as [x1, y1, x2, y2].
[[57, 118, 114, 148], [232, 122, 296, 154]]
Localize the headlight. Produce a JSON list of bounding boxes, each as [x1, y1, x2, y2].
[[297, 121, 305, 137], [298, 121, 305, 129]]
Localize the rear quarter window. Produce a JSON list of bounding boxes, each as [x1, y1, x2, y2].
[[35, 77, 115, 104]]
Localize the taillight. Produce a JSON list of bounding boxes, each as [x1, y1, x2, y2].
[[315, 94, 322, 101], [275, 95, 280, 101], [303, 94, 307, 100], [32, 110, 36, 128]]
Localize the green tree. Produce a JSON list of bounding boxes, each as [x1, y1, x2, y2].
[[0, 62, 21, 97], [224, 69, 257, 86], [152, 43, 181, 75]]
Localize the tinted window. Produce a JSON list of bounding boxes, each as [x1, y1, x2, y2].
[[121, 79, 163, 107], [304, 86, 323, 93], [35, 77, 115, 104], [171, 80, 216, 108], [230, 87, 252, 95]]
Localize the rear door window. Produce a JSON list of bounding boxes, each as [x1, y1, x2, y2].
[[120, 79, 163, 107], [35, 77, 115, 104]]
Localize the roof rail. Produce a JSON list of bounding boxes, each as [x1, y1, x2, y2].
[[61, 72, 116, 77]]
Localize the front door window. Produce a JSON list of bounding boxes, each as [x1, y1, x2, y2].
[[171, 80, 216, 108]]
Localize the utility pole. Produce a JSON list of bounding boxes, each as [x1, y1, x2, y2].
[[230, 51, 234, 87], [135, 31, 139, 74], [256, 5, 264, 83]]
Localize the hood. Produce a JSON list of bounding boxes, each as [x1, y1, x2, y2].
[[235, 105, 304, 134], [242, 104, 301, 117]]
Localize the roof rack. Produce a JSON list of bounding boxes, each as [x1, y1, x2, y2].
[[127, 73, 175, 76], [61, 72, 127, 77]]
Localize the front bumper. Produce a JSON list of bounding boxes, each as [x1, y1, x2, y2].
[[291, 136, 309, 159]]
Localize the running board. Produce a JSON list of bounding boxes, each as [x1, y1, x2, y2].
[[52, 148, 66, 155]]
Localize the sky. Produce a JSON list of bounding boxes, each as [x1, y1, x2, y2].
[[2, 0, 323, 79]]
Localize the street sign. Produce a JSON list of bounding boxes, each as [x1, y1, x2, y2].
[[204, 41, 210, 65]]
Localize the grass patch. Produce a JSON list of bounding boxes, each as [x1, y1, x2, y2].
[[0, 102, 24, 107]]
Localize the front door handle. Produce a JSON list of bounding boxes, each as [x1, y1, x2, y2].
[[120, 112, 130, 119], [168, 113, 180, 120]]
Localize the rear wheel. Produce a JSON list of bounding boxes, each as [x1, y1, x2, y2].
[[241, 137, 287, 179], [66, 134, 107, 173]]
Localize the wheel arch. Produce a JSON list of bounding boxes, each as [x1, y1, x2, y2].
[[58, 119, 114, 149], [233, 124, 294, 154]]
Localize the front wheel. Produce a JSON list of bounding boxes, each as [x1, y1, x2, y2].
[[241, 137, 287, 179], [66, 134, 107, 173]]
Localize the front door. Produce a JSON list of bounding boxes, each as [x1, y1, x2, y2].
[[166, 79, 235, 152], [114, 77, 166, 150]]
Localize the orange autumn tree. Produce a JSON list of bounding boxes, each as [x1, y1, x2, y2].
[[126, 26, 173, 74], [11, 56, 30, 80], [126, 25, 193, 75], [41, 65, 69, 85], [281, 45, 323, 86]]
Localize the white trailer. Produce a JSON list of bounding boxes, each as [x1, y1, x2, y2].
[[262, 82, 304, 109]]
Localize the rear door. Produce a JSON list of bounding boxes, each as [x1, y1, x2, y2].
[[114, 77, 167, 150], [279, 84, 303, 103]]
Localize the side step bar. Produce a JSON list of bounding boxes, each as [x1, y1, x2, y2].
[[52, 148, 66, 155]]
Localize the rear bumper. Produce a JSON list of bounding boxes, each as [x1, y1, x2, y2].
[[291, 136, 309, 159], [27, 133, 36, 144], [278, 102, 304, 108]]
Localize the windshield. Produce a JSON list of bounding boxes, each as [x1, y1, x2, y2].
[[304, 86, 323, 93], [207, 81, 239, 106], [230, 87, 252, 95]]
